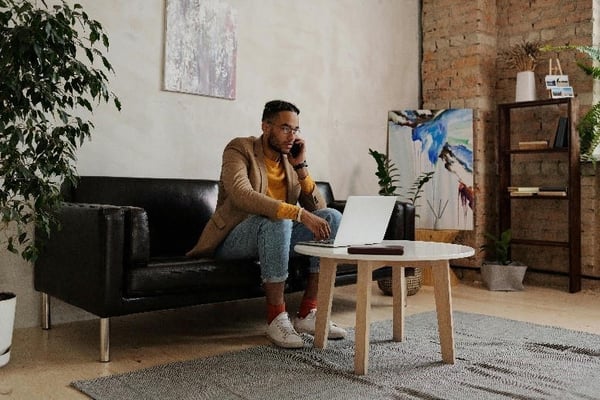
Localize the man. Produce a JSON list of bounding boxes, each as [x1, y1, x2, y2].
[[187, 100, 346, 348]]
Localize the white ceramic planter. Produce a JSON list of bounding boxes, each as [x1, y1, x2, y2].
[[515, 71, 536, 102], [481, 262, 527, 291], [0, 293, 16, 368]]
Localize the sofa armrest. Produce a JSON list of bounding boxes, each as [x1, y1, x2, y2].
[[122, 206, 150, 265], [34, 203, 129, 317], [385, 201, 416, 241], [328, 200, 346, 213]]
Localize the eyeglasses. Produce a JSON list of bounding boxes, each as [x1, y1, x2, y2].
[[268, 122, 301, 135]]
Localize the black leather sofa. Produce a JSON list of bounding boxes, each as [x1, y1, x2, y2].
[[34, 176, 415, 361]]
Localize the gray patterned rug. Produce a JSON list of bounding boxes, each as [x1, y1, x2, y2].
[[72, 311, 600, 400]]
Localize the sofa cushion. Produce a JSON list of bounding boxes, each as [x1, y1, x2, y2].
[[126, 256, 263, 296]]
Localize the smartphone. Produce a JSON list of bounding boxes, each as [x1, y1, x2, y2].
[[290, 141, 302, 157]]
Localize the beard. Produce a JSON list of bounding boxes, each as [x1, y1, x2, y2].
[[268, 135, 287, 154]]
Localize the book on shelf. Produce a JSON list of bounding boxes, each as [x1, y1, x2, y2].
[[507, 186, 540, 193], [508, 186, 568, 197], [518, 140, 549, 150], [510, 192, 567, 197], [509, 191, 535, 197], [553, 117, 569, 148], [536, 191, 567, 197], [539, 185, 568, 192]]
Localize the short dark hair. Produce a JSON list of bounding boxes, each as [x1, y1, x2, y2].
[[261, 100, 300, 121]]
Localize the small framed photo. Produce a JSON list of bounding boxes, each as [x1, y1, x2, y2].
[[551, 86, 574, 98], [545, 75, 570, 89]]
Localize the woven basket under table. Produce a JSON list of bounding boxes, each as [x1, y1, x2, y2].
[[377, 268, 423, 296]]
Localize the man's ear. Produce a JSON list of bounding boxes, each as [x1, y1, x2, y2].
[[261, 121, 270, 134]]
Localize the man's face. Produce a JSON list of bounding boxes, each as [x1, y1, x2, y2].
[[264, 111, 300, 154]]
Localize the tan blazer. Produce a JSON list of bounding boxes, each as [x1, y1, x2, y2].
[[186, 135, 326, 257]]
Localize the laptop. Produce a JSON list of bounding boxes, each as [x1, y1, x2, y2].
[[297, 195, 397, 248]]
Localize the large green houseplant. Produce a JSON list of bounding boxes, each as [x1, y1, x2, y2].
[[541, 44, 600, 161], [0, 0, 119, 367], [1, 0, 120, 261]]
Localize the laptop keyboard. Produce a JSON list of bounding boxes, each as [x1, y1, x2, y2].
[[313, 238, 334, 245]]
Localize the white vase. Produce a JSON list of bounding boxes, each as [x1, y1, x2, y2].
[[515, 71, 536, 102], [0, 293, 16, 368]]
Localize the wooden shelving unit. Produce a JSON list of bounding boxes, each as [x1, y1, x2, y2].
[[497, 98, 581, 293]]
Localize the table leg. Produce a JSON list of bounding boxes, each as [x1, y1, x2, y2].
[[392, 265, 405, 342], [314, 258, 337, 349], [354, 261, 373, 375], [431, 260, 455, 364]]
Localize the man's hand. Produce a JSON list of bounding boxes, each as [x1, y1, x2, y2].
[[300, 209, 331, 241], [286, 137, 306, 166]]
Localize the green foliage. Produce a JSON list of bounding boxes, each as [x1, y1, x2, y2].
[[368, 148, 399, 196], [368, 148, 436, 210], [577, 102, 600, 162], [407, 171, 434, 205], [0, 0, 120, 262], [541, 44, 600, 161], [480, 229, 512, 265]]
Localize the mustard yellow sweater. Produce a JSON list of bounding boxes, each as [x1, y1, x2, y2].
[[264, 157, 314, 220]]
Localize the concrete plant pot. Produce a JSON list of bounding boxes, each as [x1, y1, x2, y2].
[[0, 292, 16, 368], [481, 262, 527, 291]]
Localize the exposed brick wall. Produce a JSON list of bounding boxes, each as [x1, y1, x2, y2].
[[421, 0, 599, 287], [421, 0, 497, 268]]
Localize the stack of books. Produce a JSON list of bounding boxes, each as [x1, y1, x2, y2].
[[508, 186, 568, 197]]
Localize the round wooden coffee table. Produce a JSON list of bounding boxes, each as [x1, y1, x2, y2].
[[294, 240, 475, 375]]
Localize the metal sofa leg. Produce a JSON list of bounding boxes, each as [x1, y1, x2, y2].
[[100, 318, 110, 362], [41, 292, 51, 330]]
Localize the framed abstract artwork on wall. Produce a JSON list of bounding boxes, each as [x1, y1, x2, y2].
[[164, 0, 237, 99], [388, 109, 474, 230]]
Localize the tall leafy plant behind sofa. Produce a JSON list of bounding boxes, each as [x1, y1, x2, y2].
[[0, 0, 121, 262], [0, 0, 119, 369]]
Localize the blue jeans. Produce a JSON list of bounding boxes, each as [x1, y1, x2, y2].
[[214, 208, 342, 283]]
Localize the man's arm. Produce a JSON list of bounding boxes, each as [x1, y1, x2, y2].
[[220, 138, 281, 218]]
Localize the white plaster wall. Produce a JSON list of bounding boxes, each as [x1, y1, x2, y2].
[[1, 0, 420, 328]]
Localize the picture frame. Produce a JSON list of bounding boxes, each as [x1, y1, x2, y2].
[[545, 74, 570, 89]]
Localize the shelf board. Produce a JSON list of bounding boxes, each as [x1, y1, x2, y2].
[[508, 148, 569, 154], [511, 238, 569, 248], [509, 194, 568, 199], [498, 98, 572, 109]]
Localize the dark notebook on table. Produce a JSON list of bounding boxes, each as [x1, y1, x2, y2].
[[347, 244, 404, 255]]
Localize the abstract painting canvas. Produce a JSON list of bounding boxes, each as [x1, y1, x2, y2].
[[164, 0, 237, 99], [388, 109, 474, 230]]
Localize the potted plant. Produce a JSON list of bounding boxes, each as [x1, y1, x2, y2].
[[368, 148, 434, 296], [0, 0, 120, 367], [501, 40, 541, 102], [479, 229, 527, 291], [541, 44, 600, 161]]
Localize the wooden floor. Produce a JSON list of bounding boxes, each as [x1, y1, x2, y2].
[[2, 281, 600, 399]]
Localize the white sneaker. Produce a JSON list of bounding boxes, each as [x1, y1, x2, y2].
[[266, 312, 304, 349], [294, 309, 347, 339]]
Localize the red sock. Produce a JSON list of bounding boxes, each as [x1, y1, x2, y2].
[[297, 297, 318, 319], [267, 303, 286, 324]]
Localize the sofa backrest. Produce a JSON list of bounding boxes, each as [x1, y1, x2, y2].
[[65, 176, 219, 257], [315, 181, 335, 205]]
